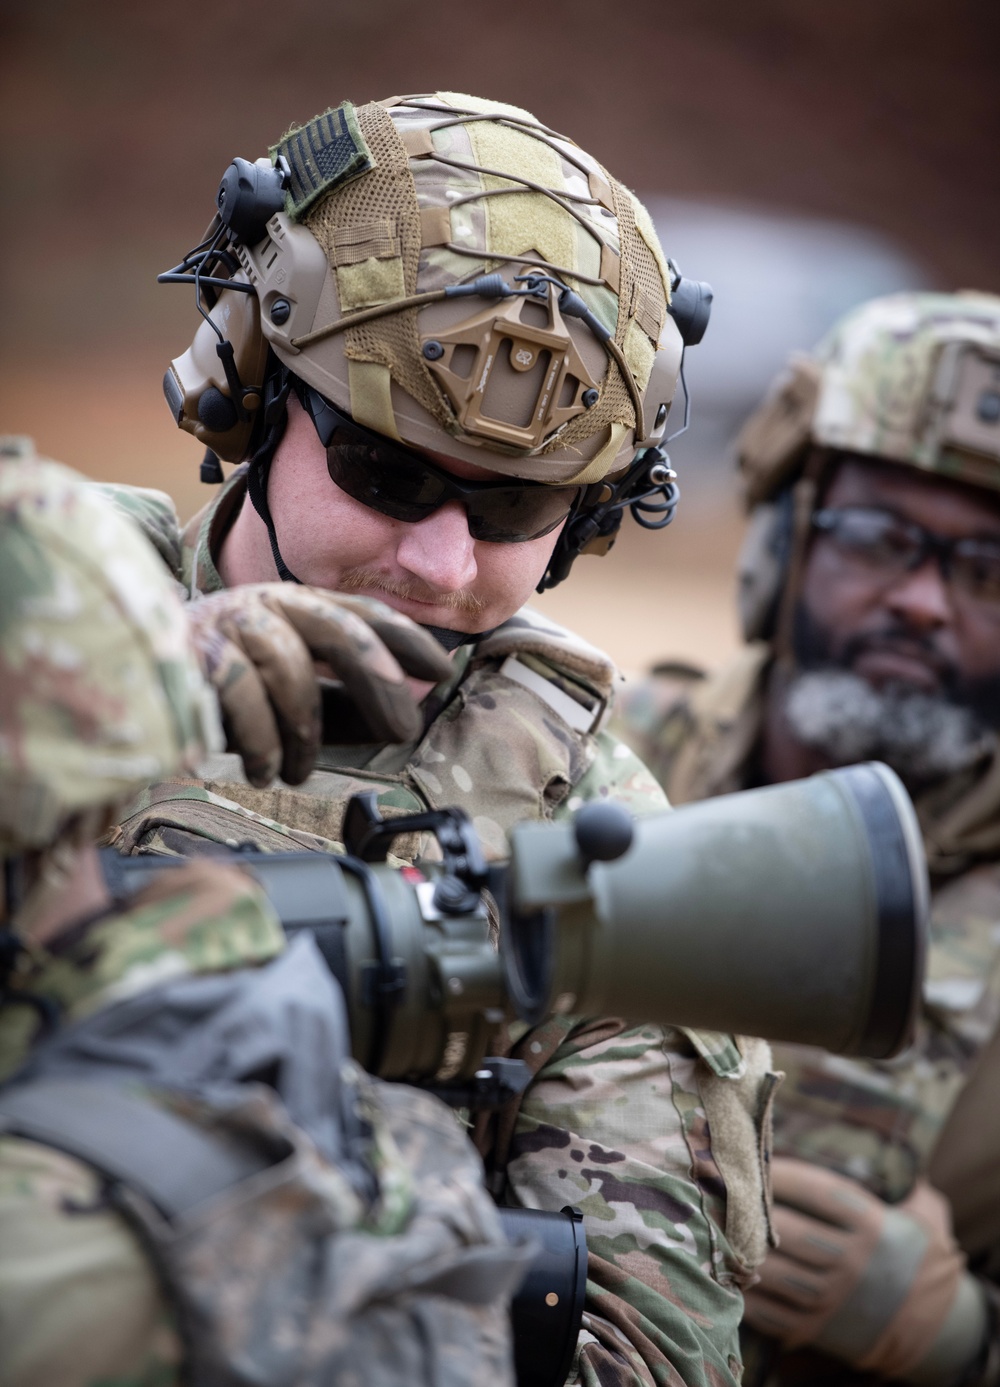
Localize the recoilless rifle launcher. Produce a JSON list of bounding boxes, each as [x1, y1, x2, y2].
[[103, 761, 927, 1387]]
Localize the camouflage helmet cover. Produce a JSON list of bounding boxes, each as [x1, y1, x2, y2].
[[178, 92, 682, 485], [739, 291, 1000, 508], [0, 452, 217, 854]]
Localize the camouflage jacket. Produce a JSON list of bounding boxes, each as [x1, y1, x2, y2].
[[0, 858, 524, 1387], [614, 648, 1000, 1384], [0, 859, 283, 1385], [95, 470, 779, 1387]]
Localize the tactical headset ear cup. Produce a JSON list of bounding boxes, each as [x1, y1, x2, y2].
[[736, 491, 795, 643], [164, 284, 271, 463]]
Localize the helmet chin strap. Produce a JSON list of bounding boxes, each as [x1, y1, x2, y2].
[[245, 376, 302, 585], [420, 624, 496, 652]]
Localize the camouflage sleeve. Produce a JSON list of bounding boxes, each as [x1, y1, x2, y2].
[[0, 1137, 182, 1386], [90, 482, 186, 583], [526, 733, 767, 1385], [608, 666, 706, 792], [557, 727, 671, 819], [506, 1020, 761, 1387]]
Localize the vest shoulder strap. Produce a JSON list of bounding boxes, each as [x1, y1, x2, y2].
[[478, 607, 618, 707], [0, 1078, 272, 1219]]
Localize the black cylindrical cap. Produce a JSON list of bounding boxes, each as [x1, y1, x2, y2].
[[574, 801, 634, 868], [216, 157, 286, 246], [499, 1206, 587, 1387], [669, 278, 714, 346]]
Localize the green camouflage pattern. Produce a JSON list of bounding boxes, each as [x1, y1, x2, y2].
[[733, 293, 1000, 645], [283, 92, 671, 479], [96, 477, 771, 1385], [0, 859, 523, 1387], [0, 1136, 184, 1387], [0, 857, 285, 1083], [108, 470, 669, 860], [0, 456, 217, 853], [147, 1077, 520, 1387], [737, 292, 1000, 511], [770, 856, 1000, 1202], [402, 94, 623, 337], [613, 652, 1000, 1384], [0, 858, 282, 1384], [501, 1017, 777, 1387], [810, 291, 1000, 485]]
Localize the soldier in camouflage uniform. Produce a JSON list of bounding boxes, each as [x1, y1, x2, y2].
[[102, 92, 776, 1384], [615, 291, 1000, 1387], [0, 450, 527, 1386]]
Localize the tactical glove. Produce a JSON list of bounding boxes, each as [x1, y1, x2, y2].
[[743, 1157, 989, 1385], [187, 585, 452, 787]]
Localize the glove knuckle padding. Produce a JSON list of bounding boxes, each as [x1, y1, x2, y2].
[[273, 590, 410, 686], [269, 591, 431, 743], [188, 583, 446, 769], [298, 591, 452, 684]]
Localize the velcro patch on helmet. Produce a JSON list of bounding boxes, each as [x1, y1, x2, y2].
[[631, 282, 666, 343], [332, 219, 401, 266], [272, 104, 375, 221]]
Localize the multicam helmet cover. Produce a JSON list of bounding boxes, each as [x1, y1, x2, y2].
[[0, 452, 217, 854], [813, 291, 1000, 486], [170, 93, 682, 485], [739, 291, 1000, 507]]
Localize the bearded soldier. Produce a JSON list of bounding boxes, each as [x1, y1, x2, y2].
[[615, 291, 1000, 1387], [98, 92, 774, 1385]]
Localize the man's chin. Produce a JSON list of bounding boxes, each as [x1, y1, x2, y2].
[[783, 668, 995, 785]]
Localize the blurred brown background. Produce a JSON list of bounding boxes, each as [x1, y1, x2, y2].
[[2, 0, 998, 673]]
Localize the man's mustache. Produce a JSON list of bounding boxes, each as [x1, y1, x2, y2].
[[338, 566, 487, 616], [840, 625, 953, 682]]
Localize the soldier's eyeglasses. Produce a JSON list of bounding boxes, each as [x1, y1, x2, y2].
[[812, 506, 1000, 605], [299, 383, 583, 544]]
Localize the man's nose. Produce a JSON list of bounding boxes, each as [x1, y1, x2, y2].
[[395, 501, 478, 593], [883, 555, 953, 630]]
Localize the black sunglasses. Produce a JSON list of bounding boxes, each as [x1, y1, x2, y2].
[[298, 383, 583, 544]]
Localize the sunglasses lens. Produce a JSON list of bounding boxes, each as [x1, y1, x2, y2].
[[326, 428, 450, 523], [317, 400, 578, 542], [464, 488, 578, 542]]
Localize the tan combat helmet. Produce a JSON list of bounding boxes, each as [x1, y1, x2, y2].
[[0, 453, 217, 861], [733, 291, 1000, 642], [161, 93, 712, 587]]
